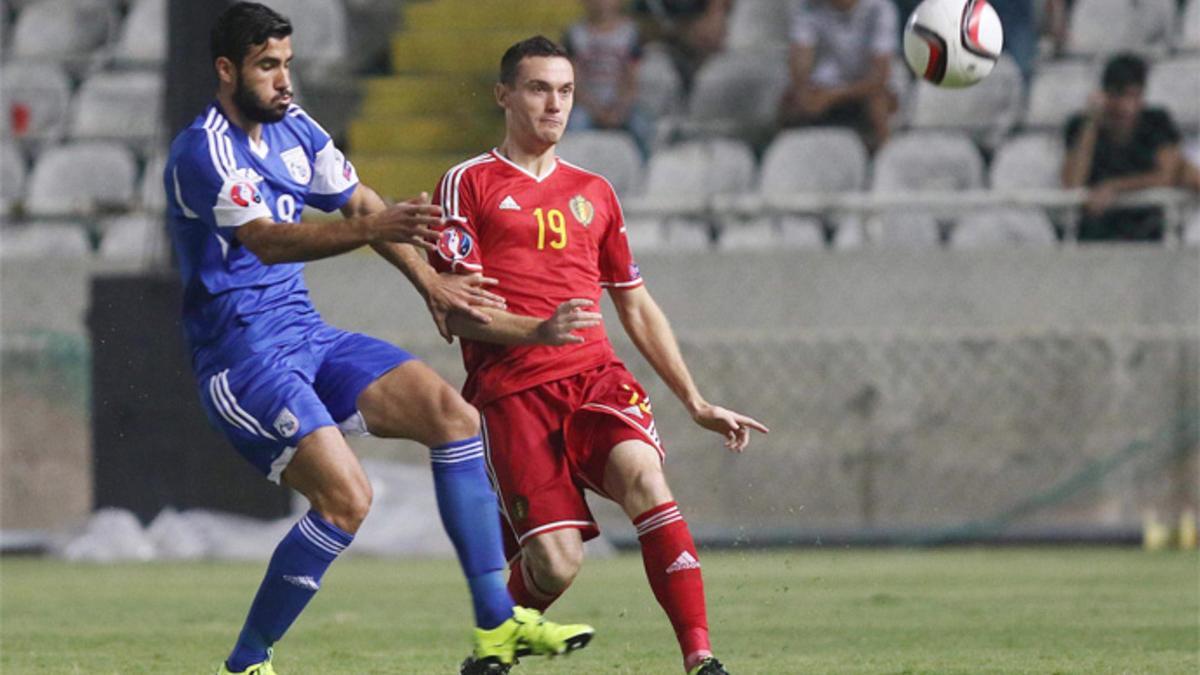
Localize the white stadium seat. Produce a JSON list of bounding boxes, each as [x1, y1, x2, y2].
[[2, 145, 27, 216], [951, 208, 1058, 248], [864, 132, 985, 247], [637, 46, 685, 119], [1024, 61, 1096, 132], [1184, 209, 1200, 246], [555, 130, 644, 197], [267, 0, 348, 76], [872, 132, 984, 192], [1181, 0, 1200, 52], [907, 56, 1024, 149], [113, 0, 166, 68], [70, 71, 165, 151], [1, 62, 72, 143], [99, 213, 162, 260], [0, 222, 91, 260], [140, 155, 168, 213], [726, 0, 793, 49], [990, 134, 1064, 190], [1066, 0, 1175, 56], [760, 128, 869, 196], [645, 139, 757, 197], [10, 0, 116, 67], [25, 142, 138, 217], [684, 49, 790, 140], [1146, 57, 1200, 133]]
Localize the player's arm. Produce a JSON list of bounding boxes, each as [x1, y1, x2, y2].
[[339, 184, 505, 341], [446, 299, 602, 346], [234, 192, 441, 264], [609, 285, 768, 452]]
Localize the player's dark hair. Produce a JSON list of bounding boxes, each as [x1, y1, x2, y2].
[[1101, 53, 1147, 93], [211, 2, 293, 67], [499, 36, 570, 85]]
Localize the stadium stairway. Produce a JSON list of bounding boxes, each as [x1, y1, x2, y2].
[[349, 0, 582, 200]]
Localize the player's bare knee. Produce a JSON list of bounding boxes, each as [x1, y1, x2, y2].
[[316, 480, 373, 533], [431, 385, 480, 443], [528, 546, 582, 593]]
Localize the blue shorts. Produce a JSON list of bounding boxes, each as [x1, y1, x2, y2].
[[196, 324, 415, 483]]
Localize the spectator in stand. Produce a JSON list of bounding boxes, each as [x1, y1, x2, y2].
[[779, 0, 899, 153], [564, 0, 654, 155], [633, 0, 731, 92], [1062, 53, 1183, 241]]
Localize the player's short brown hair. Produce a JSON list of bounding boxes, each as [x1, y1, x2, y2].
[[211, 2, 293, 67], [499, 36, 570, 85]]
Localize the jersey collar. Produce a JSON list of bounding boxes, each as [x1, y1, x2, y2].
[[209, 100, 271, 160], [490, 148, 558, 183]]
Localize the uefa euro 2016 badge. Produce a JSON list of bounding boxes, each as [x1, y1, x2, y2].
[[280, 146, 312, 185], [436, 226, 474, 263], [569, 194, 594, 227], [274, 407, 299, 438]]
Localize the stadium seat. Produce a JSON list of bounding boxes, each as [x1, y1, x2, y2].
[[1065, 0, 1175, 56], [10, 0, 116, 70], [757, 128, 869, 247], [1, 62, 72, 143], [69, 71, 164, 152], [682, 49, 790, 142], [637, 46, 685, 119], [865, 131, 985, 247], [555, 130, 644, 197], [760, 128, 869, 196], [718, 216, 826, 251], [1184, 209, 1200, 246], [1024, 61, 1096, 132], [645, 139, 757, 198], [112, 0, 166, 68], [140, 155, 168, 213], [1146, 57, 1200, 133], [1181, 0, 1200, 52], [907, 56, 1024, 149], [1, 144, 27, 216], [990, 134, 1064, 190], [951, 208, 1058, 248], [267, 0, 348, 77], [25, 142, 138, 217], [99, 213, 162, 260], [726, 0, 793, 49], [0, 222, 91, 259]]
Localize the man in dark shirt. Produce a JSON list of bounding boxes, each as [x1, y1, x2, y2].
[[1061, 53, 1183, 241]]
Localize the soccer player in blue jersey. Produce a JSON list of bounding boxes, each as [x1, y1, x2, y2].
[[164, 4, 593, 674]]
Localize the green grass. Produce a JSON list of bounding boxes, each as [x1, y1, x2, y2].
[[1, 549, 1196, 674]]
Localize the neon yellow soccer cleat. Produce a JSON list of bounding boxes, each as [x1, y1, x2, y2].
[[216, 649, 277, 675], [459, 607, 594, 674]]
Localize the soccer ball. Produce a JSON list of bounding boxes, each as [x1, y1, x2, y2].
[[903, 0, 1004, 88]]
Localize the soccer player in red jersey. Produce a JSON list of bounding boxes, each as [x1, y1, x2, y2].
[[428, 36, 769, 675]]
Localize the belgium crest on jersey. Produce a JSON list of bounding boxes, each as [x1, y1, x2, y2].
[[569, 194, 594, 227]]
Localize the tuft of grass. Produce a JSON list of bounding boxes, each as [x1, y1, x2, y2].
[[1, 548, 1196, 674]]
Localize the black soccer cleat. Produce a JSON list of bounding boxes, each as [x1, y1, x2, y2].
[[688, 656, 731, 675], [459, 656, 512, 675]]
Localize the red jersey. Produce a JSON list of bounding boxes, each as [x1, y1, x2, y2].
[[429, 149, 643, 407]]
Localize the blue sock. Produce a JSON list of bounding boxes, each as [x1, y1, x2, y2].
[[226, 510, 353, 671], [431, 436, 514, 630]]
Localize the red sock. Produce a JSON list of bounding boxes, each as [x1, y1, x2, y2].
[[506, 554, 561, 612], [634, 501, 711, 669]]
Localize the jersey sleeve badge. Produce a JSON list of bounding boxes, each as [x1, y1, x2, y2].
[[436, 226, 474, 264]]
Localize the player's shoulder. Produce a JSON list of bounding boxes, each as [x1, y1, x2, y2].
[[556, 158, 621, 198], [170, 107, 235, 177], [441, 151, 500, 182]]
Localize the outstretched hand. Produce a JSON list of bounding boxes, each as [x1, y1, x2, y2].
[[691, 403, 769, 453], [426, 273, 506, 343], [369, 192, 443, 251], [536, 299, 603, 346]]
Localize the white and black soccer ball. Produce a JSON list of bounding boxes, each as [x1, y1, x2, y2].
[[903, 0, 1004, 88]]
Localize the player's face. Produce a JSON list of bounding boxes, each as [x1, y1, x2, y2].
[[501, 56, 575, 147], [232, 37, 295, 124]]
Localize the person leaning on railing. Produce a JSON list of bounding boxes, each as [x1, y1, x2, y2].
[[1061, 53, 1186, 242]]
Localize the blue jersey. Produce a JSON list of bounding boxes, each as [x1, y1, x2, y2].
[[164, 102, 359, 375]]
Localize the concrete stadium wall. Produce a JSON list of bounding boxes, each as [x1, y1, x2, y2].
[[2, 248, 1197, 537]]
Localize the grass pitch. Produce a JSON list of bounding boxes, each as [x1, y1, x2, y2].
[[1, 548, 1196, 674]]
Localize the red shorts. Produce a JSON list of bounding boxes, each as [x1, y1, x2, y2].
[[480, 362, 665, 560]]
